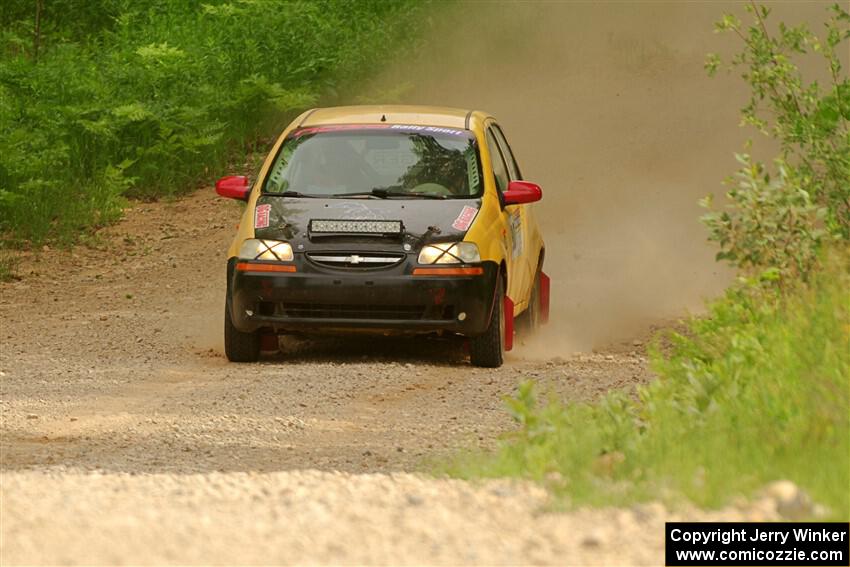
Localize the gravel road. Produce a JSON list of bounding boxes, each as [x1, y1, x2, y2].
[[0, 190, 774, 565]]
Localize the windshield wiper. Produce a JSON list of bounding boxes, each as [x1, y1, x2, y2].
[[330, 191, 384, 199], [271, 190, 319, 198], [329, 189, 447, 200], [371, 188, 446, 200]]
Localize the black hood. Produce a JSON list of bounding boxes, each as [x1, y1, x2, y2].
[[253, 195, 482, 253]]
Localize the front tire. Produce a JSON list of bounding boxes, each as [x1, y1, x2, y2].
[[470, 274, 505, 368], [224, 299, 260, 362]]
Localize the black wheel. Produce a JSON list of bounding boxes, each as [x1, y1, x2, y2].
[[470, 274, 505, 368], [224, 298, 260, 362]]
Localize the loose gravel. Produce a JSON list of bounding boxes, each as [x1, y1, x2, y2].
[[1, 470, 787, 565], [0, 189, 775, 565]]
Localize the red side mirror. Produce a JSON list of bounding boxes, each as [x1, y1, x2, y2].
[[503, 180, 542, 205], [215, 175, 251, 201]]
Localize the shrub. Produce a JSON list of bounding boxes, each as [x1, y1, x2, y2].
[[702, 3, 849, 281]]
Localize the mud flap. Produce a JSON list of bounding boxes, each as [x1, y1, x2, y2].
[[504, 295, 514, 351], [539, 271, 551, 325]]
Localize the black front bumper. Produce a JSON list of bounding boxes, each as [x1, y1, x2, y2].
[[228, 257, 498, 336]]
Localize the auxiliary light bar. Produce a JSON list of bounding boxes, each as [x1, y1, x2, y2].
[[310, 219, 403, 234]]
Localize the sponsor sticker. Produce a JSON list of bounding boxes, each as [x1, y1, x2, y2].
[[254, 204, 271, 229], [389, 124, 468, 136], [452, 206, 478, 231]]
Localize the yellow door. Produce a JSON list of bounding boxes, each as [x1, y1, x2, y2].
[[484, 124, 531, 308]]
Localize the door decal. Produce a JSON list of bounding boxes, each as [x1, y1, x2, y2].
[[510, 210, 522, 258]]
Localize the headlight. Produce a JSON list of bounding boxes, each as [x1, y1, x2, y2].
[[418, 242, 480, 264], [238, 239, 294, 261]]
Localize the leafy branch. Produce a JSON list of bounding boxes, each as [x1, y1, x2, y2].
[[704, 2, 850, 282]]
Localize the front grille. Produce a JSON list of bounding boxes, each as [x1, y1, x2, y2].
[[306, 252, 404, 270], [281, 302, 427, 320]]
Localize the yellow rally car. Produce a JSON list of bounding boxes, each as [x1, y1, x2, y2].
[[216, 105, 549, 367]]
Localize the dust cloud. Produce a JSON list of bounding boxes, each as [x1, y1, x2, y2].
[[367, 0, 840, 352]]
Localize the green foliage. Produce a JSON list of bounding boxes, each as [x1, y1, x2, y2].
[[700, 153, 828, 282], [0, 0, 429, 245], [703, 3, 850, 281], [448, 252, 850, 516]]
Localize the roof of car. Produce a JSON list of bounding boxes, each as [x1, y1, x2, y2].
[[299, 105, 488, 130]]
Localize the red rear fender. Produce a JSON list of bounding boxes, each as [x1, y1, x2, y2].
[[540, 272, 550, 325]]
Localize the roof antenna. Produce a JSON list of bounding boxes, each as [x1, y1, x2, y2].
[[380, 114, 387, 122]]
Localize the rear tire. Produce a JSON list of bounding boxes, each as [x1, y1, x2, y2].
[[224, 299, 260, 362], [470, 275, 505, 368]]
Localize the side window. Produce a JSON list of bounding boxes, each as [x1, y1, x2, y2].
[[485, 128, 510, 193], [491, 124, 522, 180]]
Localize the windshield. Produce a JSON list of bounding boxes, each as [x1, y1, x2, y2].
[[263, 125, 482, 198]]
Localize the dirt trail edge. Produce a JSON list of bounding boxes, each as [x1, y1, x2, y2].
[[1, 191, 774, 565]]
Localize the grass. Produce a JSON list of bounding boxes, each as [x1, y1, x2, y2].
[[446, 251, 850, 518], [0, 251, 18, 282]]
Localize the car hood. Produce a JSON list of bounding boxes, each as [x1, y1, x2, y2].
[[252, 195, 482, 252]]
